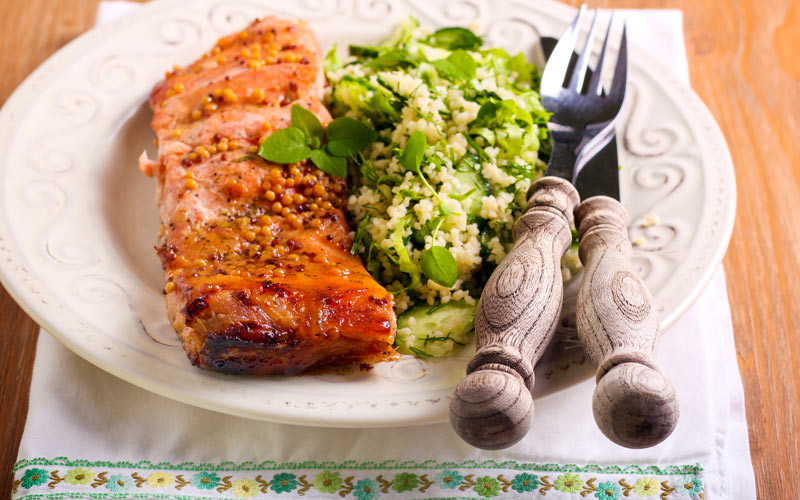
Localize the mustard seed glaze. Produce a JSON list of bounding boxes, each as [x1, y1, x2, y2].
[[143, 17, 397, 374]]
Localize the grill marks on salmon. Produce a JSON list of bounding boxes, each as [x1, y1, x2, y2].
[[143, 17, 397, 375]]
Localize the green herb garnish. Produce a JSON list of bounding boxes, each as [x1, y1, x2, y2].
[[233, 155, 256, 163], [399, 130, 427, 172], [392, 217, 421, 291], [349, 44, 380, 58], [425, 27, 483, 51], [291, 104, 324, 148], [368, 49, 417, 70], [409, 346, 433, 358], [462, 132, 490, 162], [323, 44, 343, 73], [420, 245, 458, 287], [257, 127, 311, 164], [257, 104, 376, 177], [425, 302, 446, 315], [310, 150, 347, 178], [325, 117, 377, 157], [432, 50, 477, 81], [351, 215, 372, 255]]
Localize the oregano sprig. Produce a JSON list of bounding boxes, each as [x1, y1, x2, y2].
[[257, 104, 376, 177]]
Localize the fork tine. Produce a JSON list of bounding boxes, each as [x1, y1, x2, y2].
[[540, 5, 586, 95], [608, 23, 628, 100], [586, 11, 614, 96], [567, 9, 600, 92]]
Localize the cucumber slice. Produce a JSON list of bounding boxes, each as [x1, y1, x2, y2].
[[450, 169, 487, 216], [396, 300, 476, 357]]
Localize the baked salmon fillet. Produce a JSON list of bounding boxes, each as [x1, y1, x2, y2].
[[141, 17, 397, 375]]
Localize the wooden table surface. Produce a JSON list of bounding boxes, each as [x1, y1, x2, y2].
[[1, 0, 798, 497]]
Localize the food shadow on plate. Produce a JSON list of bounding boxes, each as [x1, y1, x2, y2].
[[97, 100, 181, 349]]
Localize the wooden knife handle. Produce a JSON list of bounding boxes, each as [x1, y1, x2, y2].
[[574, 196, 679, 448], [450, 177, 579, 449]]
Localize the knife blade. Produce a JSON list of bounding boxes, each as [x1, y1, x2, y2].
[[573, 122, 619, 200]]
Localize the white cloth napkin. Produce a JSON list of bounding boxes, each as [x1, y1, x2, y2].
[[11, 3, 755, 500]]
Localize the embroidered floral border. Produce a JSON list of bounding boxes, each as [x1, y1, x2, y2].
[[12, 458, 704, 500]]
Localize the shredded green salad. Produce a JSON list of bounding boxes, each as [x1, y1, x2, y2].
[[322, 18, 581, 358]]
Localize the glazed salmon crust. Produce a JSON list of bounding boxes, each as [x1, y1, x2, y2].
[[142, 17, 397, 375]]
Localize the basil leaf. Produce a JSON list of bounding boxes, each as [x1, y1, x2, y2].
[[426, 27, 482, 51], [323, 45, 343, 73], [473, 99, 532, 129], [310, 149, 347, 178], [420, 246, 458, 287], [448, 50, 477, 79], [433, 50, 476, 81], [432, 59, 459, 80], [508, 52, 535, 85], [291, 104, 324, 147], [325, 117, 377, 157], [399, 130, 427, 171], [349, 44, 380, 58], [368, 49, 417, 70], [393, 219, 420, 291], [257, 127, 311, 164]]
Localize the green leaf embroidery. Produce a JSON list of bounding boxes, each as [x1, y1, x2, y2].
[[13, 457, 705, 500], [420, 246, 458, 287], [257, 127, 311, 164], [12, 457, 705, 476], [310, 149, 347, 178], [290, 104, 323, 148], [325, 117, 377, 157]]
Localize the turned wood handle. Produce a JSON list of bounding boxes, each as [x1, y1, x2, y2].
[[450, 177, 579, 449], [574, 196, 679, 449]]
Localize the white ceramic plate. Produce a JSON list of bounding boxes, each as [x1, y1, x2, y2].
[[0, 0, 735, 427]]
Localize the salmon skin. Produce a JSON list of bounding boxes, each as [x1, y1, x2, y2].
[[142, 17, 397, 375]]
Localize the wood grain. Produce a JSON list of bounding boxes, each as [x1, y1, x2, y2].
[[450, 177, 579, 449], [575, 196, 678, 448], [0, 0, 798, 497]]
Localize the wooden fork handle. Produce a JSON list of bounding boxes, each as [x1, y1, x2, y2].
[[574, 196, 679, 449], [449, 177, 579, 449]]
